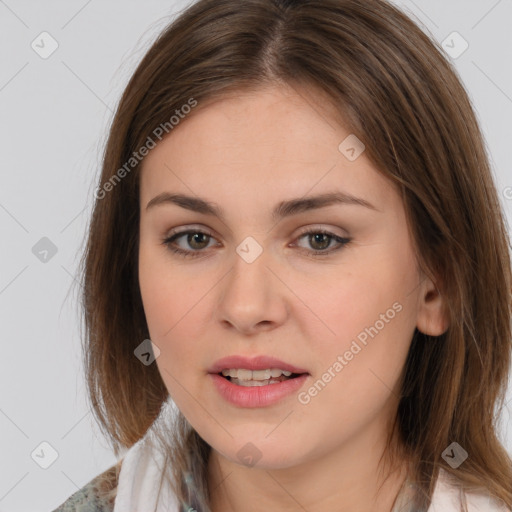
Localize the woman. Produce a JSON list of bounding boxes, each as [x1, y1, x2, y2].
[[53, 0, 512, 510]]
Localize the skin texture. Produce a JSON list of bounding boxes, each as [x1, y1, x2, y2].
[[138, 83, 449, 512]]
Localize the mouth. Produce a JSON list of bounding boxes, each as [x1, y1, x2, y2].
[[208, 355, 310, 407], [217, 368, 306, 387]]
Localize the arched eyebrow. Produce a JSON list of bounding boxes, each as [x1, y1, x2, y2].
[[145, 191, 378, 222]]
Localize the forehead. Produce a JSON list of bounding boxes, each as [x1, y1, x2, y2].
[[139, 85, 395, 212]]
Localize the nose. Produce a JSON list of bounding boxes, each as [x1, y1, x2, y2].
[[216, 247, 289, 335]]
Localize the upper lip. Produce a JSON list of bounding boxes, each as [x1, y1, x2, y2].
[[208, 355, 309, 374]]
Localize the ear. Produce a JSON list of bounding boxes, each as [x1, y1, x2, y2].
[[416, 274, 450, 336]]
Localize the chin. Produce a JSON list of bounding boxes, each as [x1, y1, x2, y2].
[[209, 435, 307, 470]]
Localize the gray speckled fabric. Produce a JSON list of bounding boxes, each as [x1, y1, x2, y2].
[[51, 462, 120, 512]]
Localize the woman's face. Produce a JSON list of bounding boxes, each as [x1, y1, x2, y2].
[[138, 84, 445, 470]]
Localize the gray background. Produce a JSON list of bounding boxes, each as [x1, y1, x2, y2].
[[0, 1, 511, 510]]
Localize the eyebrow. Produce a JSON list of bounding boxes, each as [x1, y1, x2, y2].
[[145, 191, 378, 221]]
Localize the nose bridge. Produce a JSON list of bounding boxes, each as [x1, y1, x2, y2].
[[217, 239, 286, 332], [225, 241, 270, 304]]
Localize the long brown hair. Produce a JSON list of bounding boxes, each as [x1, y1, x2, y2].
[[79, 0, 512, 510]]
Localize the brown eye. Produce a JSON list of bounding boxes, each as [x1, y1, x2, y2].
[[162, 230, 217, 258], [308, 232, 331, 251], [294, 229, 351, 256], [185, 232, 210, 250]]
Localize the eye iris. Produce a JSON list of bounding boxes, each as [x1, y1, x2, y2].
[[310, 233, 330, 250], [189, 232, 209, 249]]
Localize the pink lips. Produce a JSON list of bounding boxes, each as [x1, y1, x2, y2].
[[208, 354, 309, 375], [208, 354, 310, 408]]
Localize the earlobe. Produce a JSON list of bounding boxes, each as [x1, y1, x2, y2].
[[416, 276, 450, 336]]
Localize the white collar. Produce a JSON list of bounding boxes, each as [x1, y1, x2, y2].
[[113, 433, 180, 512], [428, 468, 510, 512], [113, 398, 180, 512]]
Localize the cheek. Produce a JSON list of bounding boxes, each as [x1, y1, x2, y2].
[[294, 255, 417, 407], [294, 257, 417, 352], [139, 272, 203, 413], [292, 293, 415, 454], [139, 240, 204, 337], [302, 293, 414, 403], [139, 249, 186, 370], [139, 276, 204, 360], [138, 244, 214, 402]]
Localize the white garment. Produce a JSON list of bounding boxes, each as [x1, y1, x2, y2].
[[113, 400, 510, 512], [113, 433, 180, 512], [427, 470, 511, 512], [113, 398, 181, 512]]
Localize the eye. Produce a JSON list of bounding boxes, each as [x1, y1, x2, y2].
[[162, 229, 217, 258], [293, 228, 351, 256], [161, 228, 351, 258]]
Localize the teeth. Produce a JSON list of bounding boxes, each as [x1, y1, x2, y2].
[[220, 368, 294, 380], [236, 369, 253, 380], [231, 378, 283, 387]]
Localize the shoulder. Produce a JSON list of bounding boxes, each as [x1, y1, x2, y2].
[[51, 460, 122, 512], [463, 488, 511, 512], [428, 468, 511, 512]]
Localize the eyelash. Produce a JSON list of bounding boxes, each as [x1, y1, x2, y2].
[[161, 228, 351, 259]]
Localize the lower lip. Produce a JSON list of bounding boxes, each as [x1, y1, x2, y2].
[[209, 373, 309, 408]]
